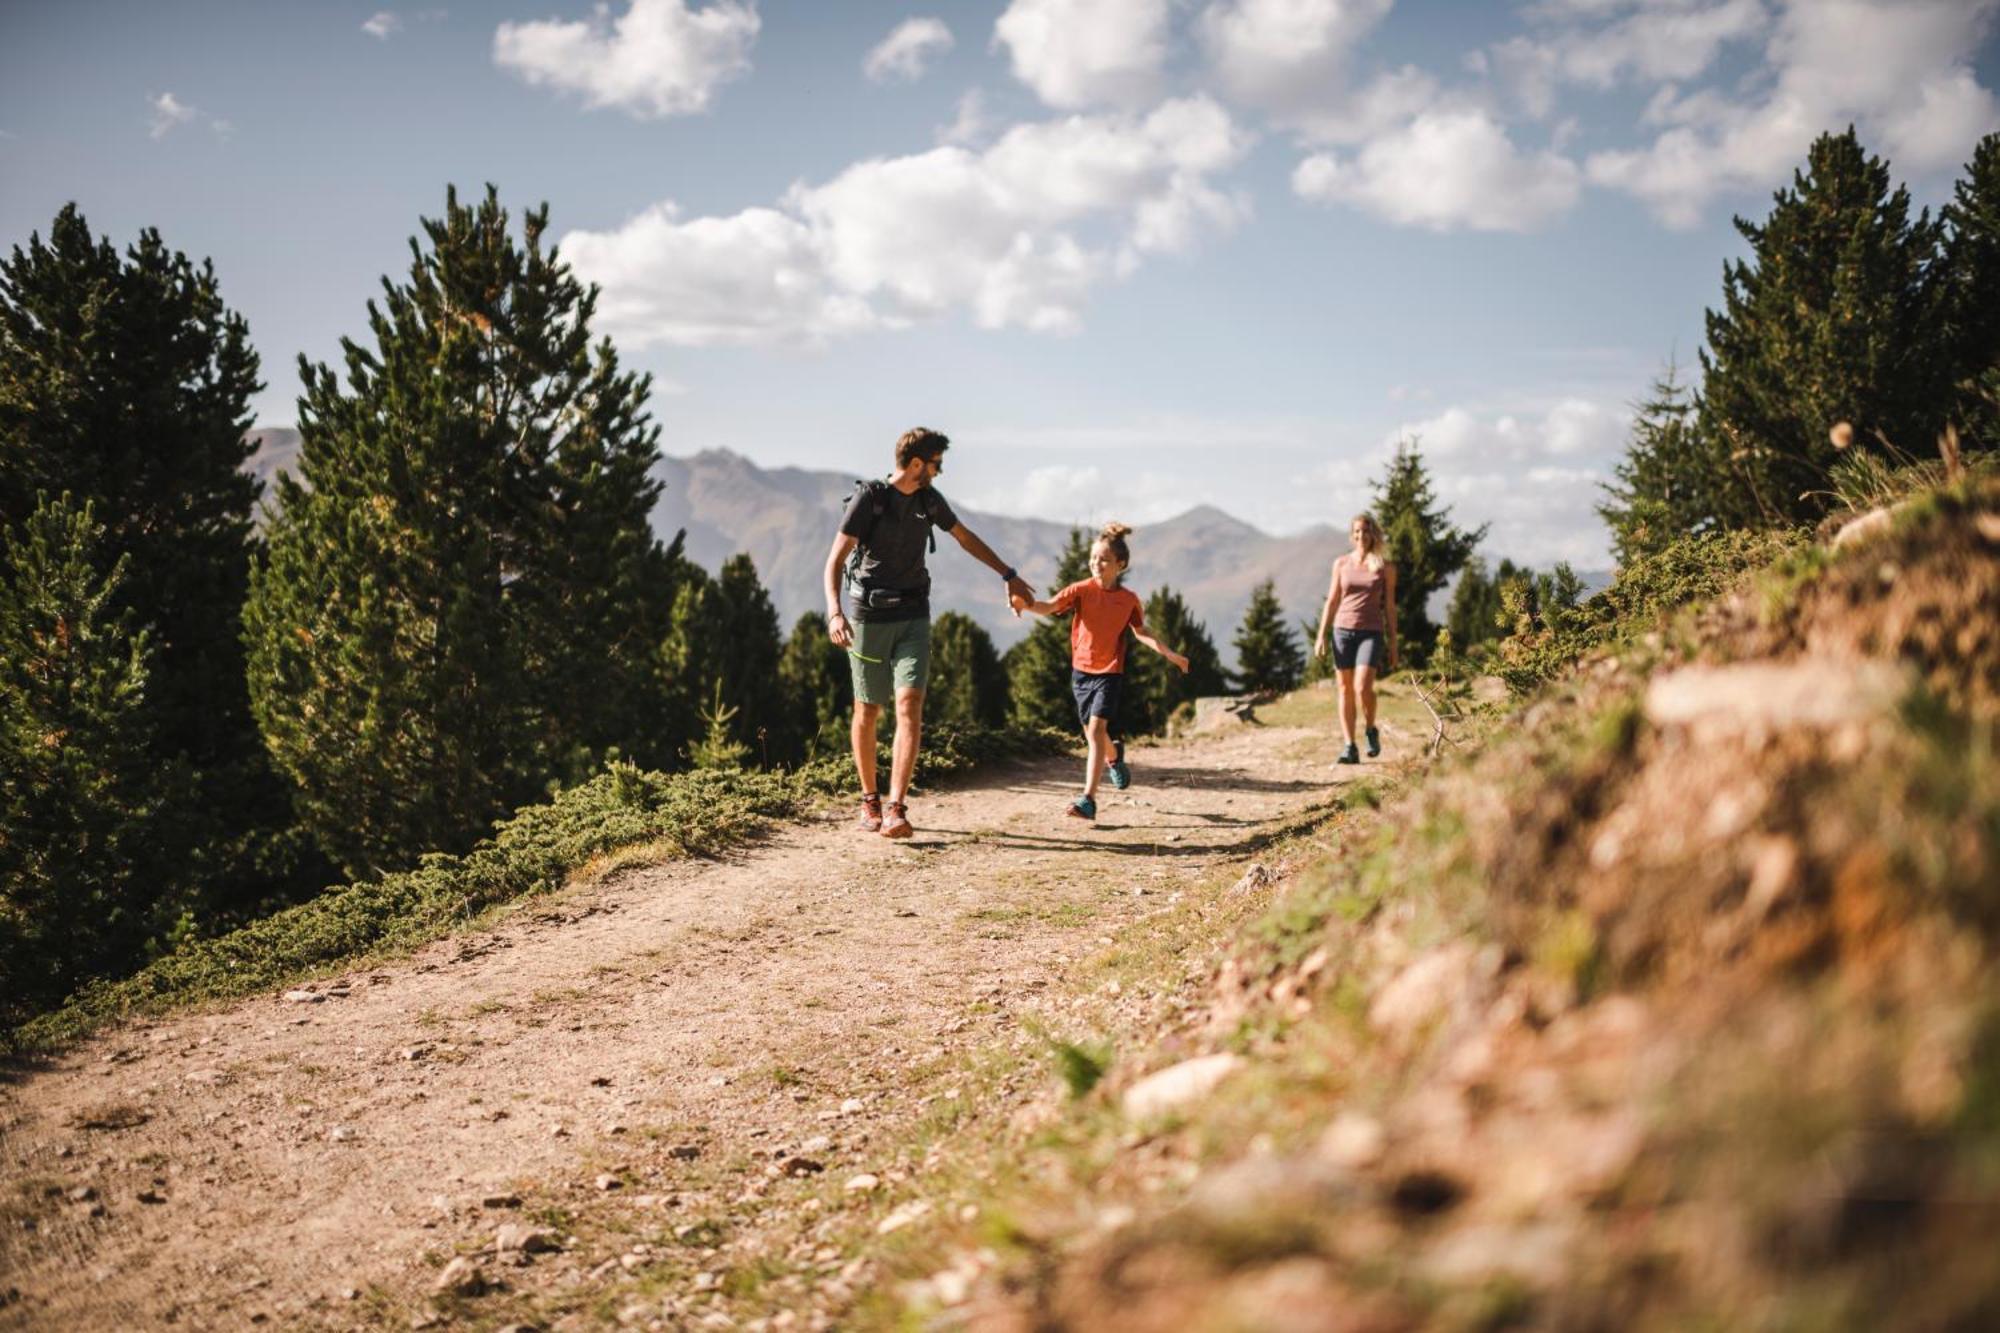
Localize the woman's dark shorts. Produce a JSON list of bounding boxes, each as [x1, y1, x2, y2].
[[1332, 628, 1386, 671], [1071, 669, 1125, 736]]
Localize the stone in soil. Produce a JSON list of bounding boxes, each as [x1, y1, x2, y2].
[[1121, 1053, 1243, 1119], [431, 1257, 488, 1296]]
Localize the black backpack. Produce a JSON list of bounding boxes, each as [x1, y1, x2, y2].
[[846, 478, 939, 557], [843, 479, 940, 607]]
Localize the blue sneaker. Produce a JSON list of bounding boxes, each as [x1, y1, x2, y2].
[[1335, 743, 1360, 765], [1365, 725, 1381, 758], [1067, 795, 1097, 820], [1107, 759, 1131, 790]]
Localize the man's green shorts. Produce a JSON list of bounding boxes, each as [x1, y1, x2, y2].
[[849, 616, 931, 704]]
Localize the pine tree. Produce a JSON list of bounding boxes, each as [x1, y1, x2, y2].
[[0, 497, 168, 1018], [1444, 558, 1500, 653], [244, 187, 676, 876], [1599, 360, 1734, 563], [659, 568, 723, 764], [1126, 586, 1227, 734], [711, 554, 787, 766], [1942, 133, 2000, 450], [778, 612, 852, 761], [1232, 579, 1304, 693], [1372, 438, 1486, 667], [929, 611, 1008, 727], [0, 204, 302, 920], [1005, 529, 1091, 730], [1700, 129, 1952, 520]]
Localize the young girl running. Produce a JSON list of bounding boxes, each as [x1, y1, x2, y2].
[[1312, 512, 1398, 764], [1015, 523, 1189, 820]]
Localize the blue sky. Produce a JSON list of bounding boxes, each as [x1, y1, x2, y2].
[[3, 1, 1996, 567]]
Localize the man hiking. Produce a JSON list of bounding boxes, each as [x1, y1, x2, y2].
[[825, 427, 1036, 839]]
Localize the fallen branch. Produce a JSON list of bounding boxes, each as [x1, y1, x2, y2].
[[1410, 677, 1463, 757]]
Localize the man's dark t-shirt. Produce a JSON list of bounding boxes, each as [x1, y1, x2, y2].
[[840, 482, 958, 622]]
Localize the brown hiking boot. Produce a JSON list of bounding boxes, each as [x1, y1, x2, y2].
[[858, 793, 883, 832], [880, 801, 913, 839]]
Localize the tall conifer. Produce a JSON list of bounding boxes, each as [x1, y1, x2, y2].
[[778, 612, 852, 761], [244, 188, 675, 875], [1233, 579, 1304, 693], [1599, 360, 1733, 563], [1372, 438, 1484, 667], [930, 612, 1008, 727], [1700, 129, 1951, 519], [1126, 587, 1227, 734], [0, 205, 297, 919], [0, 497, 166, 1018], [1942, 133, 2000, 449], [712, 554, 787, 765]]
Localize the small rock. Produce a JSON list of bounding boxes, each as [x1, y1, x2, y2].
[[1228, 864, 1273, 896], [136, 1189, 167, 1205], [494, 1224, 560, 1254], [282, 990, 324, 1005], [876, 1200, 931, 1234], [1368, 944, 1479, 1044], [801, 1134, 833, 1153], [1121, 1053, 1242, 1119], [401, 1047, 431, 1062], [431, 1256, 487, 1296], [692, 1271, 720, 1292], [1318, 1113, 1386, 1170], [590, 1076, 612, 1087], [839, 1098, 865, 1115], [595, 1174, 623, 1192], [550, 1124, 570, 1139], [781, 1157, 824, 1177], [481, 1193, 522, 1210], [667, 1144, 701, 1160], [65, 1185, 98, 1204], [844, 1173, 881, 1193], [326, 1126, 356, 1143]]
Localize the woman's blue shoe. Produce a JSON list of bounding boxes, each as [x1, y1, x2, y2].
[[1335, 742, 1361, 765], [1107, 759, 1131, 789], [1365, 725, 1381, 757], [1067, 795, 1097, 820]]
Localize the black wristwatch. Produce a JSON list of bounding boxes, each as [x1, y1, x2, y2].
[[1000, 566, 1017, 582]]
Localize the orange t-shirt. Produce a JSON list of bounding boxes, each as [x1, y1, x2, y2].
[[1051, 579, 1144, 674]]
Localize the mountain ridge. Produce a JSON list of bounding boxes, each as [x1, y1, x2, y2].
[[243, 431, 1603, 661]]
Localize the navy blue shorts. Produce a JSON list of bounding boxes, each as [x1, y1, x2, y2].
[[1332, 628, 1386, 671], [1071, 669, 1124, 737]]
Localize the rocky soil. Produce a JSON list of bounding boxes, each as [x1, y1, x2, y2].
[[0, 712, 1372, 1330]]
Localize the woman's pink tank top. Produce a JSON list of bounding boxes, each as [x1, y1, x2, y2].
[[1334, 554, 1387, 631]]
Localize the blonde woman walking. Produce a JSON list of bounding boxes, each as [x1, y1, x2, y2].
[[1313, 513, 1398, 764]]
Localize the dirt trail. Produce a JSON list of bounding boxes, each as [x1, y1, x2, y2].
[[1, 713, 1370, 1329]]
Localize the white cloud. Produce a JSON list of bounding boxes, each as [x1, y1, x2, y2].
[[865, 17, 953, 83], [1326, 398, 1631, 565], [937, 89, 989, 145], [994, 0, 1171, 109], [1586, 0, 2000, 226], [362, 11, 402, 40], [494, 0, 759, 119], [1293, 109, 1582, 231], [148, 92, 197, 139], [563, 97, 1252, 348], [1198, 0, 1394, 123]]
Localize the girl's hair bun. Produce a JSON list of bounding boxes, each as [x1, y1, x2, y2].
[[1096, 522, 1133, 564]]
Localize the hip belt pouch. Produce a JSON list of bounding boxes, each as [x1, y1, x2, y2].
[[853, 581, 928, 611]]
